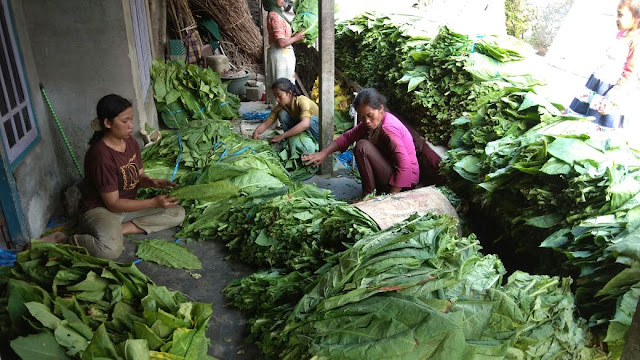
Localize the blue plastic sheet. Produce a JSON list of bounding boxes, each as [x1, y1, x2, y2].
[[0, 248, 18, 267], [337, 150, 356, 171], [241, 110, 270, 122]]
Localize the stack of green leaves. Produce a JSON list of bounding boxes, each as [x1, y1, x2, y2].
[[219, 194, 380, 357], [151, 59, 241, 128], [336, 14, 541, 145], [0, 241, 213, 359], [335, 13, 431, 122], [141, 119, 235, 169], [292, 0, 318, 46], [222, 270, 316, 355], [273, 214, 604, 360], [444, 115, 640, 354], [212, 184, 349, 271], [167, 149, 292, 235], [443, 85, 563, 191], [279, 132, 318, 182], [400, 27, 542, 144]]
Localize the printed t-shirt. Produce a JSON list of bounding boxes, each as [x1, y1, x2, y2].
[[80, 136, 143, 211]]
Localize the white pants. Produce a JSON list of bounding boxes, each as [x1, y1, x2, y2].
[[266, 46, 296, 105]]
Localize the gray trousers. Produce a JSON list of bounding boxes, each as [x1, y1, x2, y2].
[[69, 206, 185, 260]]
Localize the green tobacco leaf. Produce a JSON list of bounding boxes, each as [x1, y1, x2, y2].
[[150, 351, 185, 359], [168, 328, 196, 356], [82, 323, 119, 359], [255, 229, 278, 246], [25, 302, 62, 330], [134, 322, 166, 351], [123, 339, 150, 360], [54, 321, 90, 356], [171, 181, 240, 201], [66, 271, 109, 292], [11, 332, 70, 360], [136, 239, 202, 270], [525, 214, 563, 229]]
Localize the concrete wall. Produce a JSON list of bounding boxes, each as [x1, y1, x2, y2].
[[7, 1, 64, 241], [7, 0, 156, 239]]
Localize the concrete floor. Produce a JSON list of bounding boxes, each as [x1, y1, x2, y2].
[[117, 232, 263, 359]]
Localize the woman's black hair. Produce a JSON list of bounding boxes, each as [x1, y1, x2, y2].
[[88, 94, 132, 145], [352, 88, 387, 111], [271, 78, 302, 96]]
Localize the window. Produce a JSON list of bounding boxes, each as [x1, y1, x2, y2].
[[130, 0, 152, 100], [0, 0, 37, 166]]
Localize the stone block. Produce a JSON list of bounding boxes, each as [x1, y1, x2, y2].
[[245, 86, 261, 101]]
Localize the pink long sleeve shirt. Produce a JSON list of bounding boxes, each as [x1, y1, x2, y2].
[[335, 112, 419, 188]]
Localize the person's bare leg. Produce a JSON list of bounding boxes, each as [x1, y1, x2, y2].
[[122, 221, 145, 235], [37, 231, 68, 244]]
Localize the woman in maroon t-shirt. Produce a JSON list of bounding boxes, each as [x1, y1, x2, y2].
[[57, 95, 185, 259]]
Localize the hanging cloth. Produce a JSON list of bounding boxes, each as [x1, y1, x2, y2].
[[183, 28, 204, 66]]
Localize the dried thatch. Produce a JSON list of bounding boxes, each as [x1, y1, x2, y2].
[[190, 0, 263, 62]]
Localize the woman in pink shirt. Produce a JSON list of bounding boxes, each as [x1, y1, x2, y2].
[[303, 88, 419, 196]]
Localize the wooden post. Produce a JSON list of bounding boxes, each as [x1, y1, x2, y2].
[[260, 0, 268, 79], [318, 0, 335, 175], [148, 0, 166, 60]]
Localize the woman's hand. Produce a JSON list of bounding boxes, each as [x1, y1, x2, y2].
[[153, 194, 180, 209], [302, 152, 326, 167], [252, 128, 261, 139], [293, 31, 306, 42], [148, 178, 178, 190], [270, 134, 285, 143]]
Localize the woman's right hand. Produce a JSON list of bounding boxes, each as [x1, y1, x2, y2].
[[302, 152, 326, 167], [154, 195, 180, 209], [293, 32, 306, 42], [252, 129, 261, 139]]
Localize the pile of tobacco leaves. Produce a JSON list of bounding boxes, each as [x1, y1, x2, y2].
[[0, 241, 214, 359]]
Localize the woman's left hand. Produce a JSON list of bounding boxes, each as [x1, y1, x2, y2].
[[149, 178, 178, 190], [270, 134, 285, 143]]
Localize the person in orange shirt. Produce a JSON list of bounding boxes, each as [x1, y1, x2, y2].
[[263, 0, 305, 106]]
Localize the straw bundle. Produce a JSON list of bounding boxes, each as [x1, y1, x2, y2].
[[220, 38, 264, 74], [190, 0, 263, 61]]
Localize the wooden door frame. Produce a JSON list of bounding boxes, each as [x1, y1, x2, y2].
[[0, 152, 27, 247]]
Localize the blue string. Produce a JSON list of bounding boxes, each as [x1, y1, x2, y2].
[[229, 146, 255, 156], [175, 238, 181, 243], [196, 107, 206, 114], [220, 101, 229, 107], [470, 35, 483, 53], [217, 148, 229, 163], [170, 130, 183, 182], [299, 12, 316, 17], [213, 141, 225, 150], [165, 109, 185, 114]]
